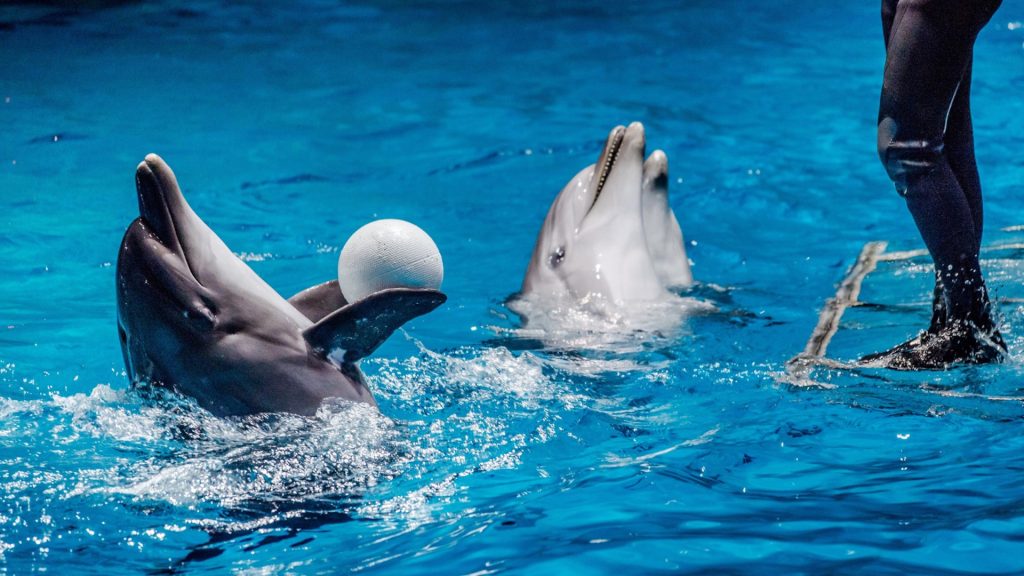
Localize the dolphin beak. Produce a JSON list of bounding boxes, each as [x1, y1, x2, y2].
[[586, 122, 646, 215], [621, 122, 647, 157], [587, 122, 647, 214], [642, 149, 668, 194], [588, 125, 626, 210], [136, 153, 185, 255]]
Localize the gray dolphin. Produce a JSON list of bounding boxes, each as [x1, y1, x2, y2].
[[519, 122, 692, 305], [116, 154, 445, 416]]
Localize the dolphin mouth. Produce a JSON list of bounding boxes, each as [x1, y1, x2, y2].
[[589, 126, 626, 212], [137, 156, 179, 243], [135, 154, 197, 278]]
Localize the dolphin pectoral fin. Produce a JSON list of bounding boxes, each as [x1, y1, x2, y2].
[[302, 288, 446, 363], [288, 280, 349, 322]]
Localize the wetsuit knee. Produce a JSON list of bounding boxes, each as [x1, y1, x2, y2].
[[877, 116, 944, 195]]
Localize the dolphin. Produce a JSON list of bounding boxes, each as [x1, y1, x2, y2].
[[519, 122, 692, 306], [116, 154, 445, 417]]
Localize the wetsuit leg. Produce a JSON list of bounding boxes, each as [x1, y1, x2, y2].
[[946, 60, 984, 250], [872, 0, 1004, 367], [881, 0, 947, 333], [934, 54, 986, 333]]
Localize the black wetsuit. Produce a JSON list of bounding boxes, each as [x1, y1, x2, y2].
[[872, 0, 1005, 367]]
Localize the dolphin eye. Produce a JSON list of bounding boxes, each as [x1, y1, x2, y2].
[[549, 246, 565, 268]]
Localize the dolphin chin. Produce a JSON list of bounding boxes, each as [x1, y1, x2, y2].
[[116, 154, 446, 416], [519, 122, 694, 313]]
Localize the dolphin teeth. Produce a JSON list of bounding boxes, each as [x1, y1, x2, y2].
[[591, 129, 625, 210]]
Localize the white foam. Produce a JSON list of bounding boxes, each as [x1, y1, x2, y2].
[[17, 342, 577, 529], [498, 292, 715, 373]]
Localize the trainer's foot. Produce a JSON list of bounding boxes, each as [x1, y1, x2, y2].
[[860, 322, 1007, 371]]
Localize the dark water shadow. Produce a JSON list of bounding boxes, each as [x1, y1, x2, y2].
[[149, 497, 362, 574]]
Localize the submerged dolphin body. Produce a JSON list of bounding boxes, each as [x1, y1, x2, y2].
[[116, 154, 445, 416], [519, 122, 693, 307]]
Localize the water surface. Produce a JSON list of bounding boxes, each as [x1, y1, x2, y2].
[[2, 1, 1024, 573]]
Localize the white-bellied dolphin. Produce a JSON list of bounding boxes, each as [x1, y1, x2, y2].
[[116, 154, 445, 416], [518, 122, 693, 307]]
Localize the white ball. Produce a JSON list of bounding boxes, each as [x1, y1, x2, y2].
[[337, 219, 444, 302]]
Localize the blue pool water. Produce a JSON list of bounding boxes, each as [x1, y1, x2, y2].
[[3, 1, 1024, 573]]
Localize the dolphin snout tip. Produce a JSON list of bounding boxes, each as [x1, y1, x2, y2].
[[135, 154, 175, 216], [623, 122, 646, 152], [643, 150, 669, 190], [137, 153, 163, 175], [137, 154, 177, 188], [607, 125, 626, 140], [143, 153, 167, 170], [647, 149, 668, 167]]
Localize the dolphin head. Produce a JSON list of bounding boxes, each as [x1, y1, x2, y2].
[[118, 155, 220, 347], [116, 155, 335, 413], [116, 154, 446, 416], [521, 122, 692, 305], [117, 154, 307, 342], [124, 154, 308, 326]]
